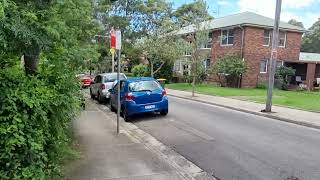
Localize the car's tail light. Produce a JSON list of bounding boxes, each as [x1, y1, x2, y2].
[[101, 84, 105, 89], [162, 89, 167, 96], [125, 93, 135, 101]]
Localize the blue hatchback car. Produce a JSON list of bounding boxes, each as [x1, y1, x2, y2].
[[109, 77, 168, 121]]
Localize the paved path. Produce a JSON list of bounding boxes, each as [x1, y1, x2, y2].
[[67, 100, 184, 180], [132, 96, 320, 180], [167, 89, 320, 129]]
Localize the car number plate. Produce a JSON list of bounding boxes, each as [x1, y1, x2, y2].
[[145, 105, 155, 109]]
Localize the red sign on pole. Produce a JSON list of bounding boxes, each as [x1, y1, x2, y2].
[[110, 28, 116, 49]]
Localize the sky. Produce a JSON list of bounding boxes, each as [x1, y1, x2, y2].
[[170, 0, 320, 29]]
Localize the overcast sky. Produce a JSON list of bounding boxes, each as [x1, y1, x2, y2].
[[170, 0, 320, 28]]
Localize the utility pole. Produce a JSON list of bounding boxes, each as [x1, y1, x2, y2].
[[265, 0, 282, 112], [116, 29, 121, 135]]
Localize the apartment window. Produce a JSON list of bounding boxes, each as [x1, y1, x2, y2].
[[203, 58, 211, 71], [278, 31, 286, 47], [263, 30, 271, 46], [173, 61, 181, 71], [184, 41, 192, 55], [206, 32, 213, 48], [276, 60, 283, 68], [260, 60, 268, 73], [221, 29, 234, 45]]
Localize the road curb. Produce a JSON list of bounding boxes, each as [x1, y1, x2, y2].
[[92, 99, 217, 180], [169, 94, 320, 130]]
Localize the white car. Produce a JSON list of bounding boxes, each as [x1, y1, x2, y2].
[[90, 73, 127, 102]]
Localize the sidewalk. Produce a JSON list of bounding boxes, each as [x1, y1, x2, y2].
[[167, 89, 320, 129], [67, 99, 215, 180]]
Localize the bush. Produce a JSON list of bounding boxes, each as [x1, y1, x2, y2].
[[0, 65, 81, 179], [132, 64, 149, 77], [211, 55, 247, 88], [275, 66, 296, 90]]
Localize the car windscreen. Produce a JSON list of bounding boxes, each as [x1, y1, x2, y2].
[[129, 80, 161, 92], [104, 74, 125, 82]]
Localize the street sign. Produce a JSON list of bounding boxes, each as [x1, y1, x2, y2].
[[110, 28, 116, 49], [110, 48, 116, 55], [116, 30, 121, 50]]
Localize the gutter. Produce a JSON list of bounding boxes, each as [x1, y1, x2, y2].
[[239, 25, 245, 58]]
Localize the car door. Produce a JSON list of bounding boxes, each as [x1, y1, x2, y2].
[[94, 75, 102, 95]]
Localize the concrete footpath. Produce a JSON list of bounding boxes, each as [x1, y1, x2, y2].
[[67, 99, 214, 180], [167, 89, 320, 130]]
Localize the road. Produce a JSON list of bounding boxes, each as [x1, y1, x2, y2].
[[126, 96, 320, 180]]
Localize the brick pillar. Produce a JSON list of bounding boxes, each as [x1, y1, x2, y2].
[[306, 63, 316, 90]]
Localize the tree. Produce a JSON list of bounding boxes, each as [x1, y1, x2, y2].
[[275, 66, 295, 90], [172, 0, 213, 27], [288, 19, 304, 28], [302, 18, 320, 53], [211, 55, 247, 88], [173, 0, 212, 96]]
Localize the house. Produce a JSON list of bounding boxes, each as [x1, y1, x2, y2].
[[173, 12, 320, 90]]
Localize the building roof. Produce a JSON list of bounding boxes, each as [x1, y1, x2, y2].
[[299, 52, 320, 62], [176, 12, 306, 35]]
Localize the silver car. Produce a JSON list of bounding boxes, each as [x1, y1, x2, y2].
[[90, 73, 127, 102]]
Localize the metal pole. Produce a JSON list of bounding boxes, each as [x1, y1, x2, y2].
[[117, 49, 121, 134], [112, 52, 115, 73], [265, 0, 282, 112]]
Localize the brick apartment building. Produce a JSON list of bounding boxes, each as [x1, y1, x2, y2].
[[173, 12, 320, 90]]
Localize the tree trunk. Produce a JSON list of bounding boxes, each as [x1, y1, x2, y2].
[[23, 46, 40, 75], [24, 54, 39, 75], [150, 62, 154, 78]]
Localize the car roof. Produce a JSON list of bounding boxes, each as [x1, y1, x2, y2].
[[125, 77, 155, 83], [98, 73, 125, 77]]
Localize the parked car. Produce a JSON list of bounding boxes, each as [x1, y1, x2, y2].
[[79, 74, 94, 88], [90, 73, 127, 102], [109, 77, 168, 122]]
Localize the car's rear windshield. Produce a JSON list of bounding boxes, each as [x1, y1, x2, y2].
[[129, 80, 161, 92], [104, 74, 125, 82]]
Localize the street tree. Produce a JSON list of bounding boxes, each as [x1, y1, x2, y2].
[[288, 19, 304, 28], [172, 0, 213, 27], [173, 0, 212, 97], [302, 18, 320, 53]]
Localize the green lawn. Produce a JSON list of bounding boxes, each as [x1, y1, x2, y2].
[[166, 83, 320, 112]]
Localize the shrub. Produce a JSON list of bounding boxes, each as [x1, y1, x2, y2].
[[275, 66, 296, 90], [0, 65, 81, 179], [132, 64, 149, 77], [211, 55, 247, 88]]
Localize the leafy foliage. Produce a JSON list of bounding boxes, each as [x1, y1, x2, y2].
[[288, 19, 304, 28], [172, 0, 213, 27], [132, 64, 149, 77], [0, 0, 99, 179], [275, 66, 296, 90], [302, 18, 320, 53], [211, 55, 247, 88]]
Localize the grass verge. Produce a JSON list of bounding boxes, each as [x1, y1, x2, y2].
[[166, 83, 320, 112]]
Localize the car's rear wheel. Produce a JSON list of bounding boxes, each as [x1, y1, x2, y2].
[[122, 107, 131, 122], [97, 93, 104, 103], [110, 101, 116, 112], [90, 89, 95, 99], [160, 109, 168, 116]]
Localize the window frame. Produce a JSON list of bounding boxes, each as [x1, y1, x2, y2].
[[263, 29, 271, 46], [260, 60, 268, 74], [220, 29, 234, 46], [278, 31, 286, 48]]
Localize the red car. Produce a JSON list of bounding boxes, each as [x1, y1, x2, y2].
[[78, 74, 94, 88]]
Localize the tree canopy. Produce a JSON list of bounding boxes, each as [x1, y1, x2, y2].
[[288, 19, 304, 28], [302, 18, 320, 53]]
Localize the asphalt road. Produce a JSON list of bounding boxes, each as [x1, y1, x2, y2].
[[128, 96, 320, 180]]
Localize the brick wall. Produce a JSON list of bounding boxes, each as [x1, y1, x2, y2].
[[242, 27, 302, 87], [205, 26, 303, 87]]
